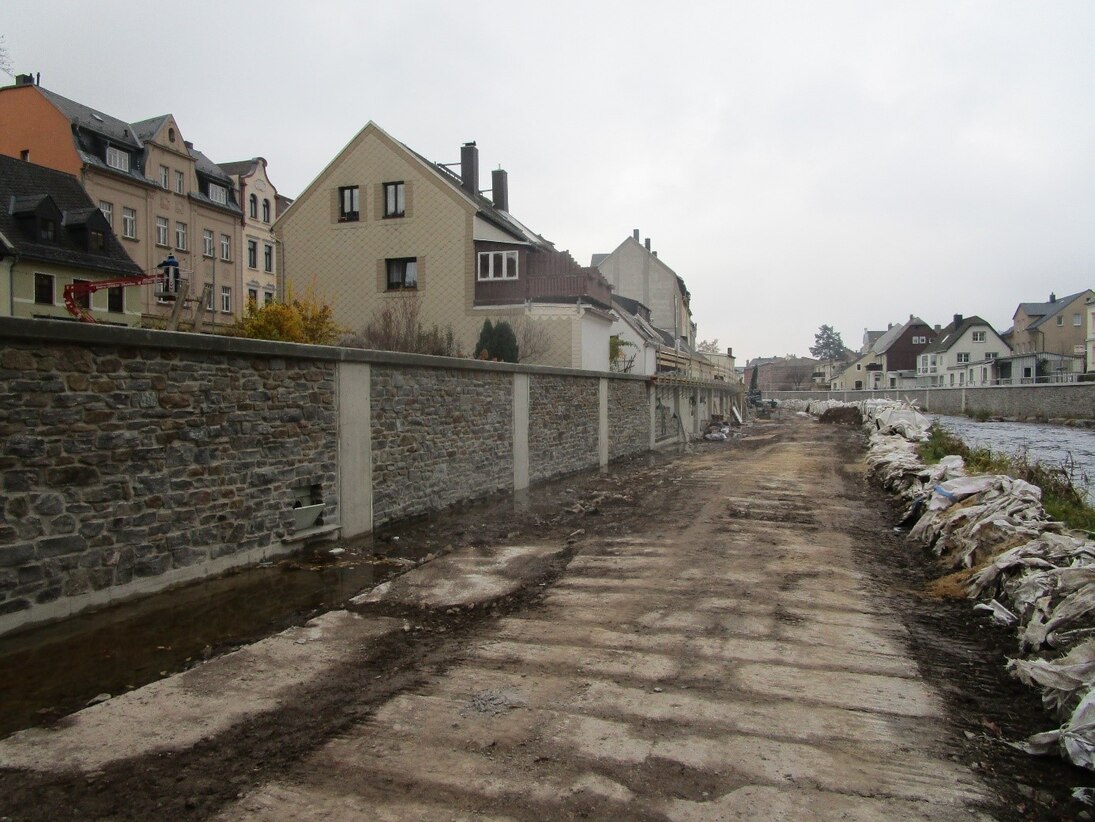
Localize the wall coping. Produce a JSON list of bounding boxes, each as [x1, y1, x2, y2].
[[0, 317, 650, 381]]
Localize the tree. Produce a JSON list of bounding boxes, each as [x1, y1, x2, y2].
[[513, 316, 551, 364], [697, 338, 720, 354], [232, 288, 342, 345], [609, 335, 637, 372], [809, 325, 844, 362], [0, 36, 13, 76], [475, 319, 519, 363]]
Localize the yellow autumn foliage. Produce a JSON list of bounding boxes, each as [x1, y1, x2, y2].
[[232, 287, 343, 345]]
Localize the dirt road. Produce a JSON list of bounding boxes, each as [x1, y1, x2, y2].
[[0, 416, 1085, 819]]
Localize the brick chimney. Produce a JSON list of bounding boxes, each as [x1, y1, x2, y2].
[[460, 142, 479, 196], [632, 229, 640, 241], [953, 313, 963, 327], [491, 168, 508, 212]]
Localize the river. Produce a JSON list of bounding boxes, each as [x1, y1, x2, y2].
[[931, 414, 1095, 502]]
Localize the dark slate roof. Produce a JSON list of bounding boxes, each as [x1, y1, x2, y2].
[[189, 148, 242, 215], [872, 316, 928, 355], [590, 253, 609, 267], [218, 159, 258, 177], [0, 155, 143, 277], [131, 115, 170, 143], [922, 315, 999, 354], [37, 87, 142, 149], [1027, 290, 1089, 330], [612, 294, 651, 320]]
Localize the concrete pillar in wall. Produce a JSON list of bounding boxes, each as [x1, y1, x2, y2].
[[598, 377, 609, 467], [961, 386, 967, 414], [338, 363, 372, 537], [514, 374, 530, 490]]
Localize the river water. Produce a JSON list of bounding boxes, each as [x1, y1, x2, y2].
[[931, 415, 1095, 501]]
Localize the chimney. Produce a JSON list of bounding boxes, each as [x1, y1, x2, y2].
[[653, 251, 658, 258], [632, 228, 640, 241], [934, 324, 941, 332], [491, 168, 509, 212], [460, 141, 479, 195], [953, 313, 963, 327], [1050, 292, 1057, 303], [644, 238, 651, 252], [15, 74, 34, 86], [909, 313, 914, 321], [887, 323, 893, 330]]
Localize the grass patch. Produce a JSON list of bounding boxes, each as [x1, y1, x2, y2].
[[918, 422, 1095, 534]]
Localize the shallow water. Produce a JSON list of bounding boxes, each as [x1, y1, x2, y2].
[[932, 415, 1095, 501]]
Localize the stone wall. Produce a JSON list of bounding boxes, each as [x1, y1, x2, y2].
[[766, 384, 1095, 420], [528, 375, 600, 484], [0, 337, 337, 621], [609, 379, 651, 459], [370, 366, 513, 525]]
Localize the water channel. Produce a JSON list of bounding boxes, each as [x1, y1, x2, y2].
[[931, 414, 1095, 502]]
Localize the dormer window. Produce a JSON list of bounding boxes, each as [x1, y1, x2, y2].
[[105, 146, 130, 171], [208, 183, 228, 205], [89, 229, 106, 251], [39, 218, 56, 241]]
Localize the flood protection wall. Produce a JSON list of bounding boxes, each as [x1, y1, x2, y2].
[[0, 318, 737, 634], [765, 385, 1095, 420]]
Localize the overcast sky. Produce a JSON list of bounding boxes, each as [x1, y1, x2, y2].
[[5, 1, 1093, 362]]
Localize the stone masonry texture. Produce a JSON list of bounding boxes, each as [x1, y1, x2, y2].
[[609, 379, 650, 459], [528, 375, 600, 484], [0, 340, 337, 618], [369, 365, 513, 526]]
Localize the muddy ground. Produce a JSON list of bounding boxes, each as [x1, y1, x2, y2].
[[0, 415, 1090, 820]]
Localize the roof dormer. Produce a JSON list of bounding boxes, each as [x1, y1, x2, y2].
[[11, 193, 64, 243]]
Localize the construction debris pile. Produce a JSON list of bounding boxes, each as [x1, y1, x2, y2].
[[794, 398, 1095, 778]]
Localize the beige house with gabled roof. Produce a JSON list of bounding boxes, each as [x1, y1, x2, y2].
[[275, 122, 614, 369]]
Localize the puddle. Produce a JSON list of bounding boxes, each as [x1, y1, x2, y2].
[[0, 536, 428, 739]]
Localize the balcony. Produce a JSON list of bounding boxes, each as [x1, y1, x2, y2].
[[475, 249, 613, 309]]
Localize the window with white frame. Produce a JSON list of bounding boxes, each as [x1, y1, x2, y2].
[[1075, 313, 1083, 327], [477, 250, 518, 280], [1057, 315, 1064, 326], [159, 165, 169, 189], [956, 352, 970, 364], [221, 285, 232, 313], [249, 194, 257, 219], [105, 146, 129, 171], [175, 170, 185, 194], [262, 199, 270, 223], [263, 243, 273, 273], [205, 286, 214, 311], [220, 233, 231, 261], [155, 216, 169, 246], [175, 221, 187, 250], [338, 186, 359, 221], [264, 291, 274, 305], [971, 330, 986, 342], [986, 352, 998, 360], [122, 207, 136, 239], [99, 201, 113, 227], [202, 229, 214, 257], [208, 183, 227, 205], [247, 239, 257, 269]]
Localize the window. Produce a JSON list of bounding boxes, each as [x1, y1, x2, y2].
[[1057, 315, 1064, 326], [156, 216, 169, 246], [89, 229, 106, 251], [159, 165, 169, 188], [247, 239, 257, 269], [264, 291, 274, 305], [383, 181, 405, 218], [477, 250, 518, 280], [202, 229, 214, 257], [248, 288, 258, 304], [99, 201, 113, 227], [108, 287, 123, 313], [263, 243, 273, 273], [105, 146, 129, 171], [971, 330, 986, 342], [122, 207, 136, 239], [956, 352, 970, 364], [221, 285, 232, 313], [208, 183, 227, 205], [72, 279, 90, 310], [1075, 313, 1083, 327], [986, 352, 998, 360], [386, 257, 417, 290], [338, 186, 359, 221], [39, 218, 55, 241], [205, 287, 214, 311], [249, 194, 257, 219], [175, 170, 185, 194], [34, 273, 54, 305], [220, 233, 231, 261], [20, 149, 29, 161], [175, 221, 188, 250], [912, 335, 926, 345], [262, 199, 270, 223]]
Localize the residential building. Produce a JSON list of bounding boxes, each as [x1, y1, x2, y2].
[[917, 314, 1010, 387], [1009, 291, 1093, 355], [218, 157, 279, 307], [869, 315, 935, 388], [0, 75, 247, 329], [749, 356, 819, 391], [830, 351, 878, 391], [276, 122, 614, 369], [0, 153, 143, 322]]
